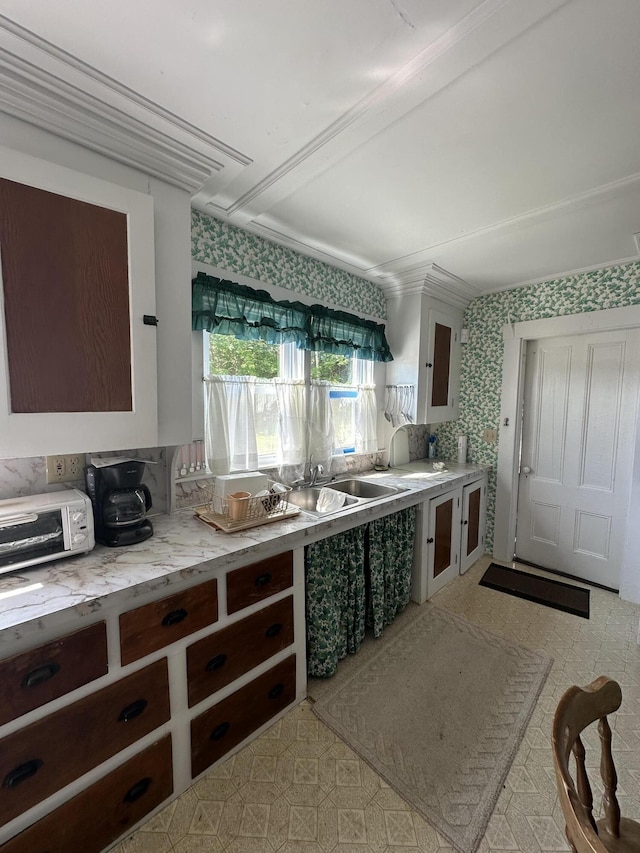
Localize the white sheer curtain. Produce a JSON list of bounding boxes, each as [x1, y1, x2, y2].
[[356, 384, 378, 455], [204, 375, 259, 474], [274, 378, 307, 483], [309, 380, 334, 472]]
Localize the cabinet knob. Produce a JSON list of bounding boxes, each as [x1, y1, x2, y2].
[[118, 698, 148, 722], [21, 661, 60, 688], [265, 623, 283, 639], [3, 759, 43, 789], [254, 572, 272, 587], [426, 362, 433, 368], [210, 721, 230, 741], [522, 466, 532, 475], [162, 608, 188, 627], [205, 654, 227, 672], [123, 777, 152, 804], [268, 683, 284, 700]]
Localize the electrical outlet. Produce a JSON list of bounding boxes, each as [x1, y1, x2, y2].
[[46, 454, 84, 484], [482, 429, 497, 444]]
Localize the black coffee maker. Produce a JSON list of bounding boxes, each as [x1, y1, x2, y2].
[[85, 460, 153, 547]]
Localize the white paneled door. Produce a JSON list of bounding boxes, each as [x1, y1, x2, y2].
[[516, 330, 640, 589]]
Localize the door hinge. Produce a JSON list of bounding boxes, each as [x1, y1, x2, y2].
[[143, 314, 159, 326]]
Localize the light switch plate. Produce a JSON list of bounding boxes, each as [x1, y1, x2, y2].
[[482, 429, 497, 443]]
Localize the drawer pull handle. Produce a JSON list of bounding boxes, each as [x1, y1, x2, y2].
[[205, 653, 227, 672], [118, 699, 148, 722], [210, 721, 230, 741], [162, 608, 188, 627], [123, 776, 152, 804], [268, 683, 284, 701], [265, 623, 282, 638], [21, 662, 60, 688], [254, 572, 272, 587], [3, 759, 43, 789]]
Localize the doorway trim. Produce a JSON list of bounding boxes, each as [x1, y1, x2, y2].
[[493, 304, 640, 598]]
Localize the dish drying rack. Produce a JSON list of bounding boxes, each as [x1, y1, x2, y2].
[[194, 480, 299, 533]]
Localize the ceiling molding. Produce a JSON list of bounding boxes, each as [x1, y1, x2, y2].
[[485, 254, 640, 295], [381, 264, 479, 309], [369, 171, 640, 278], [0, 16, 251, 192], [223, 0, 566, 219]]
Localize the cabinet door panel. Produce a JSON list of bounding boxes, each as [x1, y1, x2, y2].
[[431, 322, 452, 408], [0, 148, 157, 457], [120, 578, 218, 665], [461, 478, 487, 573], [0, 658, 170, 824], [191, 655, 296, 778], [187, 596, 294, 707], [426, 488, 462, 599], [0, 736, 173, 853], [433, 498, 453, 578], [226, 552, 293, 614], [0, 178, 132, 413], [0, 622, 107, 726]]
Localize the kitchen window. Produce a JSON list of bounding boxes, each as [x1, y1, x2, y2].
[[205, 335, 375, 473], [193, 272, 392, 478]]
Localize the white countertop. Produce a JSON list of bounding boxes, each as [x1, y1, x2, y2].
[[0, 461, 489, 642]]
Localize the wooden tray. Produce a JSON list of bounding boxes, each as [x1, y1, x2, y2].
[[193, 504, 301, 534]]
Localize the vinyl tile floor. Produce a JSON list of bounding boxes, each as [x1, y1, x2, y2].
[[113, 555, 640, 853]]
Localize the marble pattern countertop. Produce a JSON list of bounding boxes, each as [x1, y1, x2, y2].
[[0, 461, 489, 642]]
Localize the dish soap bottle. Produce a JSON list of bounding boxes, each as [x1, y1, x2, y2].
[[428, 435, 437, 459]]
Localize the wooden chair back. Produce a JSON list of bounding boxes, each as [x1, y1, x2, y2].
[[552, 675, 640, 853]]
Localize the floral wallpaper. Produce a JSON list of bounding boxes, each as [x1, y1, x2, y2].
[[192, 210, 386, 318], [436, 261, 640, 550]]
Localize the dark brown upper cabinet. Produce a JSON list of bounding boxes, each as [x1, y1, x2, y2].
[[0, 148, 158, 457]]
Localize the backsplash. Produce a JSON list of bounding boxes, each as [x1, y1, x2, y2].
[[192, 210, 387, 319], [0, 447, 168, 514], [435, 260, 640, 551]]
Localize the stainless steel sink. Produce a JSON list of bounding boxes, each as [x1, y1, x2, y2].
[[287, 487, 359, 516], [326, 479, 403, 499]]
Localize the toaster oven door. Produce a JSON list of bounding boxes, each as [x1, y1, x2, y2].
[[0, 509, 66, 570]]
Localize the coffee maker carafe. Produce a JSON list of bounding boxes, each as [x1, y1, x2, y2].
[[85, 460, 153, 547]]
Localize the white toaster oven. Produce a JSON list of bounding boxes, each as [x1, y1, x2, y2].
[[0, 489, 95, 574]]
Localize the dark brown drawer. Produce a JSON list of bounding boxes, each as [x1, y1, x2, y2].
[[0, 735, 173, 853], [187, 596, 294, 708], [0, 622, 108, 727], [120, 578, 219, 665], [226, 552, 293, 615], [0, 658, 170, 825], [191, 654, 296, 778]]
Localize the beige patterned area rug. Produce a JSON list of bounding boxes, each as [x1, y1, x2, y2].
[[309, 603, 552, 853]]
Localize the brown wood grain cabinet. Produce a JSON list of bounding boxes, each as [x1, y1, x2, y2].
[[0, 658, 170, 825], [191, 654, 297, 778], [226, 551, 293, 614], [0, 736, 173, 853], [187, 596, 294, 707], [0, 622, 107, 727], [412, 474, 487, 603], [120, 578, 219, 665], [0, 549, 303, 851]]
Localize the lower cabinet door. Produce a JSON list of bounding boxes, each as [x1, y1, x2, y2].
[[0, 736, 173, 853], [426, 487, 462, 598], [461, 478, 487, 574], [191, 655, 296, 779], [0, 658, 170, 825]]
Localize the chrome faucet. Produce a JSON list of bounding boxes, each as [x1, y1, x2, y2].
[[309, 463, 325, 486]]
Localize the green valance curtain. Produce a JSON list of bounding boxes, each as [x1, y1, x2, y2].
[[192, 272, 393, 362]]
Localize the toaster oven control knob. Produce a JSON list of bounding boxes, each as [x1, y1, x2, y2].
[[72, 533, 87, 544], [71, 511, 84, 523]]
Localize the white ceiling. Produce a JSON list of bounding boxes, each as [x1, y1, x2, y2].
[[1, 0, 639, 303]]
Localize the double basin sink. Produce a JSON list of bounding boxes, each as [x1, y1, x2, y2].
[[287, 478, 407, 517]]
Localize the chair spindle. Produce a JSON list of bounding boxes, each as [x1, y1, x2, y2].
[[598, 715, 621, 838], [573, 734, 597, 832]]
